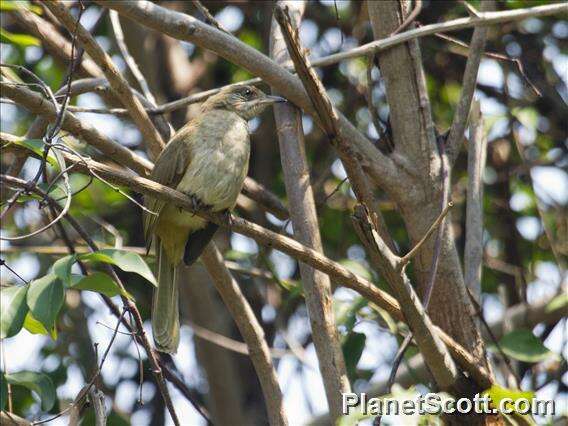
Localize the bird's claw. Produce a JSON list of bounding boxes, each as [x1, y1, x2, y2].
[[189, 195, 205, 215], [222, 209, 233, 226]]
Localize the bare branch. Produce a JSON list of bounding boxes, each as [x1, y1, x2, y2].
[[398, 201, 454, 270], [94, 0, 399, 190], [109, 10, 157, 105], [44, 0, 165, 159], [192, 0, 228, 33], [200, 244, 288, 426], [310, 2, 567, 68], [464, 101, 487, 301], [0, 151, 494, 391], [351, 205, 461, 392], [189, 320, 289, 358], [274, 4, 397, 252], [0, 81, 152, 175], [446, 1, 493, 163], [269, 2, 350, 420]]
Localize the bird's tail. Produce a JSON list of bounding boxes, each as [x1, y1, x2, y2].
[[152, 240, 180, 353]]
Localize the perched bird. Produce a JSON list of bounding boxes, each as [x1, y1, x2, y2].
[[144, 85, 285, 353]]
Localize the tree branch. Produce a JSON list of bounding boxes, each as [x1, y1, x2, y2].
[[0, 81, 152, 175], [351, 205, 461, 392], [274, 3, 397, 252], [109, 10, 157, 105], [93, 0, 399, 190], [311, 2, 567, 68], [446, 1, 493, 163], [464, 100, 487, 301], [44, 0, 165, 159], [200, 244, 288, 426], [0, 145, 494, 392], [269, 2, 350, 421]]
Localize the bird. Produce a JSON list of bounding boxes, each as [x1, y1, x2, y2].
[[143, 85, 286, 353]]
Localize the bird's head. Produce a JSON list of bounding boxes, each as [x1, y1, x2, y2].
[[201, 85, 286, 120]]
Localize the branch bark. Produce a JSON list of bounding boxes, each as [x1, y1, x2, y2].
[[93, 0, 400, 191], [269, 2, 350, 421], [200, 244, 288, 426], [44, 0, 165, 159], [351, 205, 461, 392], [464, 100, 487, 301], [446, 0, 493, 163], [0, 81, 152, 175], [367, 1, 489, 384], [0, 143, 494, 392]]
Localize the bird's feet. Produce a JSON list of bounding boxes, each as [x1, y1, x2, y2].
[[222, 209, 234, 227], [189, 194, 206, 215]]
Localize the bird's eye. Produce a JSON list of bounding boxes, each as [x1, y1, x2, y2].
[[243, 88, 253, 98]]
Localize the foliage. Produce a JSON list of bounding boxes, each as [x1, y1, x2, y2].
[[0, 0, 565, 424]]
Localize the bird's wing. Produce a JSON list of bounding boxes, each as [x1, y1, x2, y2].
[[143, 121, 198, 251]]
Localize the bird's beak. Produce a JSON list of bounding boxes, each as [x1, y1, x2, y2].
[[263, 95, 287, 104]]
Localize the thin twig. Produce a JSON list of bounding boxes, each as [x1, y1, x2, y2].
[[44, 0, 165, 159], [391, 0, 422, 35], [461, 0, 480, 18], [464, 100, 487, 301], [433, 32, 541, 97], [109, 10, 157, 105], [466, 287, 520, 388], [189, 320, 289, 358], [446, 1, 493, 163], [397, 201, 454, 270], [192, 0, 228, 33]]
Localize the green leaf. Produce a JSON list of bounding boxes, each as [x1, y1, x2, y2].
[[5, 371, 56, 411], [545, 293, 568, 314], [71, 272, 131, 299], [0, 0, 43, 14], [27, 274, 64, 332], [342, 331, 366, 379], [338, 259, 372, 281], [0, 372, 7, 411], [224, 249, 254, 261], [484, 384, 536, 423], [79, 249, 157, 286], [512, 107, 539, 129], [335, 297, 368, 331], [23, 312, 57, 340], [52, 254, 77, 286], [6, 139, 58, 167], [497, 329, 554, 363], [0, 285, 29, 339], [0, 28, 40, 47]]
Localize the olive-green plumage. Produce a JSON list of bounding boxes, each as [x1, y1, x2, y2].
[[144, 85, 285, 353]]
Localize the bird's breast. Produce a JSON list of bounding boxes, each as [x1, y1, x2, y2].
[[177, 111, 250, 211]]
